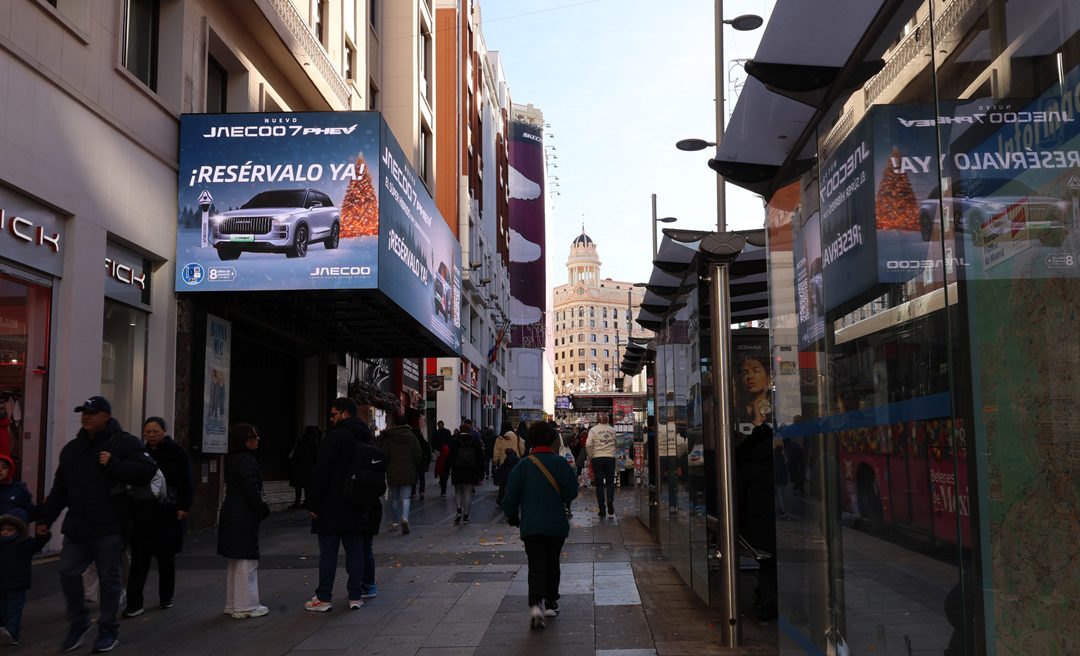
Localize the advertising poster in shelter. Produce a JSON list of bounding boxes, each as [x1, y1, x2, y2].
[[202, 315, 230, 454], [732, 331, 772, 436]]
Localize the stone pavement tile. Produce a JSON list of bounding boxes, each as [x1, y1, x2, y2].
[[655, 640, 736, 655], [293, 625, 375, 651], [595, 604, 654, 650], [495, 593, 594, 617], [639, 588, 708, 609], [345, 633, 426, 656], [415, 581, 473, 597], [424, 621, 490, 648], [416, 649, 478, 656], [594, 578, 642, 606], [596, 650, 659, 656]]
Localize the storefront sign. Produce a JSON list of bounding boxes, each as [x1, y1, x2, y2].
[[401, 357, 421, 393], [104, 242, 151, 308], [0, 188, 66, 277], [202, 315, 231, 454], [175, 112, 462, 353]]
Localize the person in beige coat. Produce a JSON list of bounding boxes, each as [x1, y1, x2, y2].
[[492, 422, 525, 502]]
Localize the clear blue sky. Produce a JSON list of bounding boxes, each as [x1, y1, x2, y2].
[[480, 0, 776, 286]]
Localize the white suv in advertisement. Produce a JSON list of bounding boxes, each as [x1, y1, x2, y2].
[[211, 189, 341, 260], [919, 178, 1069, 247]]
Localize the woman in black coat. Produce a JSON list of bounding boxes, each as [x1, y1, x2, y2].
[[288, 426, 320, 509], [216, 423, 271, 619], [124, 417, 194, 616]]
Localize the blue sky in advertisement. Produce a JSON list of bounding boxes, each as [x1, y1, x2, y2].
[[377, 122, 463, 353], [175, 112, 382, 292]]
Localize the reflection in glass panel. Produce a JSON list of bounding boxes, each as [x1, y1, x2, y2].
[[932, 0, 1080, 650]]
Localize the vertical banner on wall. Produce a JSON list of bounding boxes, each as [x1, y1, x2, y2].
[[507, 121, 547, 349], [202, 315, 231, 454]]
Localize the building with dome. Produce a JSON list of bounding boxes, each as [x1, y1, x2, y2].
[[552, 229, 649, 394]]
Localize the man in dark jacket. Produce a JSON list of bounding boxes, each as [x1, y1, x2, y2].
[[481, 426, 497, 479], [36, 396, 158, 653], [305, 398, 381, 612]]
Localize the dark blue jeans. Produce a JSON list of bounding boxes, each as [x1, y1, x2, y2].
[[0, 589, 26, 641], [59, 534, 126, 631], [316, 534, 367, 601], [362, 534, 375, 587], [591, 457, 617, 512]]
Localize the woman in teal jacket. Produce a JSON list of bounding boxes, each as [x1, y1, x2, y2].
[[501, 422, 578, 629]]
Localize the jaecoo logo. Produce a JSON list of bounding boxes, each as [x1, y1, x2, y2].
[[310, 266, 372, 278]]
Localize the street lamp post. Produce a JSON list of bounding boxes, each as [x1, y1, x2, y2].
[[651, 193, 678, 257], [674, 6, 762, 648]]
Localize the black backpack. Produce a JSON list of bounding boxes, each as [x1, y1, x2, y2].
[[339, 440, 388, 506], [454, 439, 479, 469]]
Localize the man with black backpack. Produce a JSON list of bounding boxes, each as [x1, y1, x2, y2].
[[304, 398, 384, 613]]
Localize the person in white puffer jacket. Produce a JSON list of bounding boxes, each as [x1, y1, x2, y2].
[[586, 416, 618, 517]]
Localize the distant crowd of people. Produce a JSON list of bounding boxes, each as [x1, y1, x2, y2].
[[0, 395, 625, 651]]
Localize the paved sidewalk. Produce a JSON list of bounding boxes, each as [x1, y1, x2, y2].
[[18, 479, 776, 655]]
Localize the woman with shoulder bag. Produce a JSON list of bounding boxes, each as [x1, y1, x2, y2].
[[123, 417, 194, 617], [501, 422, 579, 629], [216, 423, 271, 619]]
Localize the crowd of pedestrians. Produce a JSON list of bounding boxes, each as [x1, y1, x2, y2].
[[0, 395, 636, 651]]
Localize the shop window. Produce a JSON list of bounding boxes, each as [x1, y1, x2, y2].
[[206, 55, 227, 113], [0, 273, 51, 499], [122, 0, 159, 90], [101, 299, 147, 434]]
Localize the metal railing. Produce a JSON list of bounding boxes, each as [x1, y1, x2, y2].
[[266, 0, 351, 108]]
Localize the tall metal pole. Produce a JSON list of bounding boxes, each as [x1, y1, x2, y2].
[[715, 1, 737, 647], [715, 0, 727, 232], [711, 261, 739, 646], [651, 193, 659, 257]]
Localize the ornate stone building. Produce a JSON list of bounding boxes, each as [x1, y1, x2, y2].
[[552, 230, 648, 394]]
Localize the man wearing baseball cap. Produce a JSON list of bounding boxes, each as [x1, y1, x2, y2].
[[36, 396, 158, 653]]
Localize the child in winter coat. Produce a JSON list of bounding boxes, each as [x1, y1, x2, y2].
[[0, 513, 50, 645], [0, 455, 34, 521]]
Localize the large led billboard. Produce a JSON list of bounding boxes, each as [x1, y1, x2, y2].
[[175, 112, 461, 352]]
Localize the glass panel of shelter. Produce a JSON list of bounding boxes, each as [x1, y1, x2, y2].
[[930, 0, 1080, 651]]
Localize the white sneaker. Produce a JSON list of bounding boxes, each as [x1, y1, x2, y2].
[[389, 523, 400, 532], [304, 597, 333, 612], [232, 605, 269, 619], [529, 604, 546, 629], [348, 599, 364, 610]]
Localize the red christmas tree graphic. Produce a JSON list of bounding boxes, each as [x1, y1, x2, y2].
[[340, 154, 379, 238], [876, 148, 920, 231]]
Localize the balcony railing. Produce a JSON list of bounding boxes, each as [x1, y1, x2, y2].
[[263, 0, 351, 109]]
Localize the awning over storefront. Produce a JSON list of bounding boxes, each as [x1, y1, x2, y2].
[[624, 228, 767, 375], [711, 0, 921, 200]]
